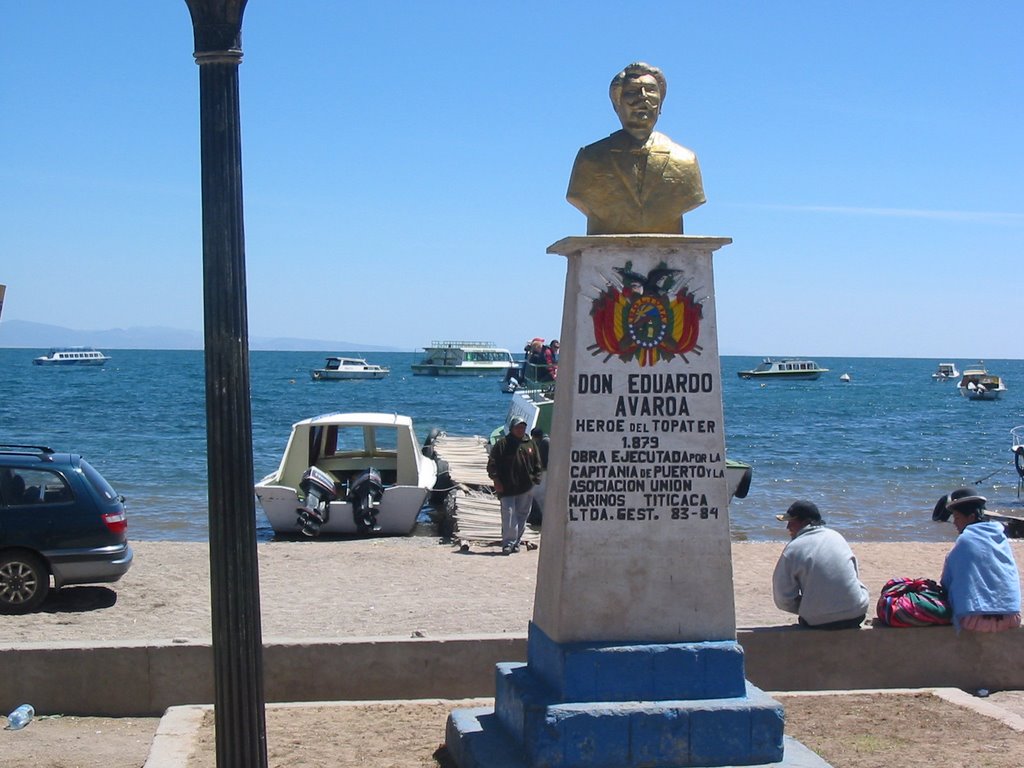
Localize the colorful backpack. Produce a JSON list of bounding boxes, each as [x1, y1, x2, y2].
[[875, 577, 952, 627]]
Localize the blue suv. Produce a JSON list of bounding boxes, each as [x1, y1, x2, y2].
[[0, 445, 133, 614]]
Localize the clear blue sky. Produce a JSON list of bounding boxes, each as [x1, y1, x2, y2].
[[2, 2, 1021, 358]]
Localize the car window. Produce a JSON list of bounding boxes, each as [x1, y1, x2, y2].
[[0, 467, 71, 506], [80, 460, 120, 503]]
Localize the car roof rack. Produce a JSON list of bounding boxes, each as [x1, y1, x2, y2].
[[0, 444, 56, 456]]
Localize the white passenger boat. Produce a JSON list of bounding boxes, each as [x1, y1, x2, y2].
[[32, 347, 110, 366], [737, 358, 828, 381], [957, 362, 1007, 401], [411, 341, 516, 376], [931, 362, 959, 382], [255, 412, 438, 537], [310, 356, 389, 381]]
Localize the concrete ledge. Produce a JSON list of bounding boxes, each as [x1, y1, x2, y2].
[[1, 625, 1021, 717], [740, 624, 1024, 692]]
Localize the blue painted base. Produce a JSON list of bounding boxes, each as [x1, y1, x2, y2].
[[525, 622, 747, 702], [444, 624, 811, 768], [445, 712, 832, 768]]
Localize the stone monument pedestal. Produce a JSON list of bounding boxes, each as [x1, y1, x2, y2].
[[447, 237, 831, 767]]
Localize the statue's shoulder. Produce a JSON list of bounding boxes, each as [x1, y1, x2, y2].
[[577, 130, 632, 158], [649, 131, 697, 162]]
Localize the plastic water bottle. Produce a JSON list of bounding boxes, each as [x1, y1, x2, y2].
[[5, 704, 34, 730]]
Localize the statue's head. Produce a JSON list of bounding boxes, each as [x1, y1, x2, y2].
[[609, 62, 666, 142]]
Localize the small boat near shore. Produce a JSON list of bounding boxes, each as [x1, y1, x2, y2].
[[957, 362, 1006, 401], [931, 362, 959, 382], [32, 347, 110, 366], [411, 341, 516, 376], [255, 412, 439, 537], [310, 356, 389, 381], [737, 357, 828, 381]]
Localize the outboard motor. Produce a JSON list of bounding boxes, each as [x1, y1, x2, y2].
[[296, 466, 338, 537], [348, 468, 385, 533]]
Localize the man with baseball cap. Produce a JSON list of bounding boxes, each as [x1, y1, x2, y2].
[[771, 500, 869, 630], [487, 416, 543, 554]]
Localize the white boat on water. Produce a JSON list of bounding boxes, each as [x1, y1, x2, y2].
[[32, 347, 110, 366], [411, 341, 516, 376], [737, 357, 828, 381], [931, 362, 959, 381], [957, 362, 1006, 401], [310, 356, 389, 381], [255, 412, 438, 537]]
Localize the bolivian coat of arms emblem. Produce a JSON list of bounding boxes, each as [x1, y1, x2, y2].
[[589, 261, 703, 366]]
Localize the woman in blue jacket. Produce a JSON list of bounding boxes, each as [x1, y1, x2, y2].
[[933, 488, 1022, 632]]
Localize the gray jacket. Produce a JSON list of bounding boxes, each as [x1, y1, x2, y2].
[[772, 525, 869, 625]]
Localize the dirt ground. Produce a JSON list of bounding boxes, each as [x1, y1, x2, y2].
[[0, 715, 160, 768], [187, 692, 1024, 768], [6, 539, 1023, 644], [2, 690, 1022, 767]]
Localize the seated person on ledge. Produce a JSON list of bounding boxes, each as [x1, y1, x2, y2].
[[933, 488, 1022, 633], [772, 500, 869, 630]]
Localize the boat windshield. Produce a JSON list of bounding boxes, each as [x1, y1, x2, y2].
[[324, 425, 399, 456]]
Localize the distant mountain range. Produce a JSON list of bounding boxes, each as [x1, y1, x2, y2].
[[0, 319, 397, 352]]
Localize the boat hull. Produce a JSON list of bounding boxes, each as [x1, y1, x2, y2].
[[737, 371, 822, 381], [411, 364, 514, 376], [257, 484, 429, 536], [311, 370, 388, 380], [959, 387, 1004, 401], [32, 358, 109, 366]]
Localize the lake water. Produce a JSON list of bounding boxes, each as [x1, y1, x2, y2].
[[1, 349, 1021, 543]]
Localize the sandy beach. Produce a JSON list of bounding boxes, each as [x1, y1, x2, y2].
[[3, 537, 1022, 644]]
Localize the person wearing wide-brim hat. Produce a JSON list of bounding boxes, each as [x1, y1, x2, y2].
[[933, 488, 1021, 632], [771, 500, 869, 630]]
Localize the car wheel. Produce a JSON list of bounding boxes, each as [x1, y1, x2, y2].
[[0, 551, 50, 614]]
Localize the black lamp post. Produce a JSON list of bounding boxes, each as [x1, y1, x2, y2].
[[182, 2, 268, 766]]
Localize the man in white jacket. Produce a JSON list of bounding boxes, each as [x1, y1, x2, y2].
[[772, 500, 869, 630]]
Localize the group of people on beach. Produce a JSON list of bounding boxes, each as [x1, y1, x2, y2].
[[772, 490, 1021, 632]]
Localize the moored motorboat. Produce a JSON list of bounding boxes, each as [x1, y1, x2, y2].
[[255, 412, 438, 536], [957, 362, 1006, 401], [737, 358, 828, 381], [931, 362, 959, 381], [310, 356, 389, 381], [411, 341, 516, 376], [32, 347, 110, 366]]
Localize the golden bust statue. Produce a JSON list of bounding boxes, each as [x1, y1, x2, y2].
[[567, 62, 705, 235]]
